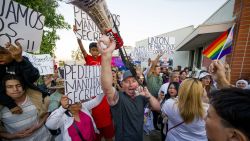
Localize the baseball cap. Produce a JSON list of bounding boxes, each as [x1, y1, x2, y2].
[[49, 78, 64, 89], [89, 42, 97, 49], [198, 71, 211, 79], [122, 70, 133, 81]]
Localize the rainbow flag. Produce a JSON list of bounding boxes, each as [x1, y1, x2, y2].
[[203, 24, 234, 60]]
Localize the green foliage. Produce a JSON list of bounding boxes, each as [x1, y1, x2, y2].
[[15, 0, 70, 55]]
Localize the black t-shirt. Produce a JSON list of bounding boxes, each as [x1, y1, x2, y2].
[[111, 92, 148, 141]]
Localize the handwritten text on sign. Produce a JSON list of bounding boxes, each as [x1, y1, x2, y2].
[[64, 65, 103, 103], [23, 52, 54, 75], [148, 36, 175, 54], [131, 46, 150, 62], [74, 6, 120, 42], [0, 0, 44, 52]]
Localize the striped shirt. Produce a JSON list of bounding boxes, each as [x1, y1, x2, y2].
[[0, 96, 51, 141]]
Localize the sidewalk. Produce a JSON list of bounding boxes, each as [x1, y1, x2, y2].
[[143, 130, 161, 141]]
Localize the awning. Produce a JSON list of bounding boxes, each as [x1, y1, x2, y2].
[[176, 22, 234, 51]]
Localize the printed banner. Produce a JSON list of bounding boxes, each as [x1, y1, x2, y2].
[[23, 52, 54, 75], [131, 46, 150, 62], [0, 0, 45, 52], [64, 64, 103, 103], [148, 36, 175, 54]]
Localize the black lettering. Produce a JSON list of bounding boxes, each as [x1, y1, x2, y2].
[[81, 79, 87, 89], [0, 0, 5, 17], [65, 80, 76, 93], [0, 18, 4, 32], [86, 31, 94, 41], [0, 34, 11, 45], [74, 6, 80, 17], [78, 90, 84, 101], [66, 92, 73, 104], [15, 38, 24, 45], [93, 31, 101, 41], [17, 4, 28, 25], [5, 0, 16, 22], [36, 14, 44, 30], [84, 89, 90, 99], [29, 10, 40, 29], [7, 22, 17, 37], [30, 40, 35, 51], [64, 64, 72, 80], [78, 65, 84, 79], [76, 79, 82, 91], [72, 65, 77, 79]]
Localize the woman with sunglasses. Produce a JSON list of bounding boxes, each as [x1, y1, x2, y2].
[[45, 94, 104, 141], [161, 78, 208, 141]]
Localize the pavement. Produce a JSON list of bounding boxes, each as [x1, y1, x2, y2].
[[143, 130, 162, 141]]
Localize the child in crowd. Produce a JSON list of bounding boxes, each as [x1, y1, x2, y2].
[[74, 25, 101, 66], [73, 26, 114, 141], [0, 42, 47, 114]]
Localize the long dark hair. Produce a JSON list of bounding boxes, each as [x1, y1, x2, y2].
[[2, 74, 26, 92], [163, 82, 179, 101]]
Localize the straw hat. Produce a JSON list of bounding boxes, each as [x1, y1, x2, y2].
[[49, 78, 64, 89]]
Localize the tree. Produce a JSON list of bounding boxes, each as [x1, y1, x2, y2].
[[15, 0, 70, 55], [71, 48, 84, 61]]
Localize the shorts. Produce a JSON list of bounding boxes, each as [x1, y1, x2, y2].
[[95, 123, 115, 140]]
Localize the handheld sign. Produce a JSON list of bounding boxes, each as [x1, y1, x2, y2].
[[73, 6, 120, 42], [64, 64, 103, 104], [23, 52, 54, 75], [0, 0, 45, 52], [148, 36, 175, 54]]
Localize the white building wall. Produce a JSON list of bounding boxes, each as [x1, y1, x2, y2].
[[134, 26, 194, 69], [203, 0, 235, 25]]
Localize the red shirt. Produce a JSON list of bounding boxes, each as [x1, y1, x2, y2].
[[92, 95, 113, 128], [84, 55, 112, 128], [85, 54, 101, 66]]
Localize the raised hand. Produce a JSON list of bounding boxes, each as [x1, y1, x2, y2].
[[61, 95, 70, 109], [5, 42, 23, 62], [157, 50, 164, 58], [97, 35, 116, 56], [73, 25, 79, 33], [136, 86, 152, 99], [209, 60, 230, 88]]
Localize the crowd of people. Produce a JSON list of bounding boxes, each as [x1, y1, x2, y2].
[[0, 33, 249, 141]]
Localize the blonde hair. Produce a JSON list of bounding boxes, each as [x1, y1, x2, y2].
[[178, 78, 205, 123]]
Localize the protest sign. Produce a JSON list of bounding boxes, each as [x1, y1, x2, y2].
[[23, 52, 54, 75], [131, 46, 150, 62], [64, 64, 103, 104], [148, 36, 175, 54], [74, 6, 120, 41], [0, 0, 45, 52]]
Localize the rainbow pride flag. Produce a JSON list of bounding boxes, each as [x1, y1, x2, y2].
[[203, 25, 234, 60]]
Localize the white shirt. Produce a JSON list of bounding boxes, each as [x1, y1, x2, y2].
[[158, 82, 170, 96], [161, 98, 208, 141]]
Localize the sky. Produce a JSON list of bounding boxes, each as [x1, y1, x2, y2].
[[55, 0, 228, 61]]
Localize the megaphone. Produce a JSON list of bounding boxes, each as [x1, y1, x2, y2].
[[67, 0, 123, 49]]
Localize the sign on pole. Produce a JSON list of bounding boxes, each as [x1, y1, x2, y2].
[[74, 6, 120, 42], [64, 64, 103, 104], [0, 0, 45, 52]]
